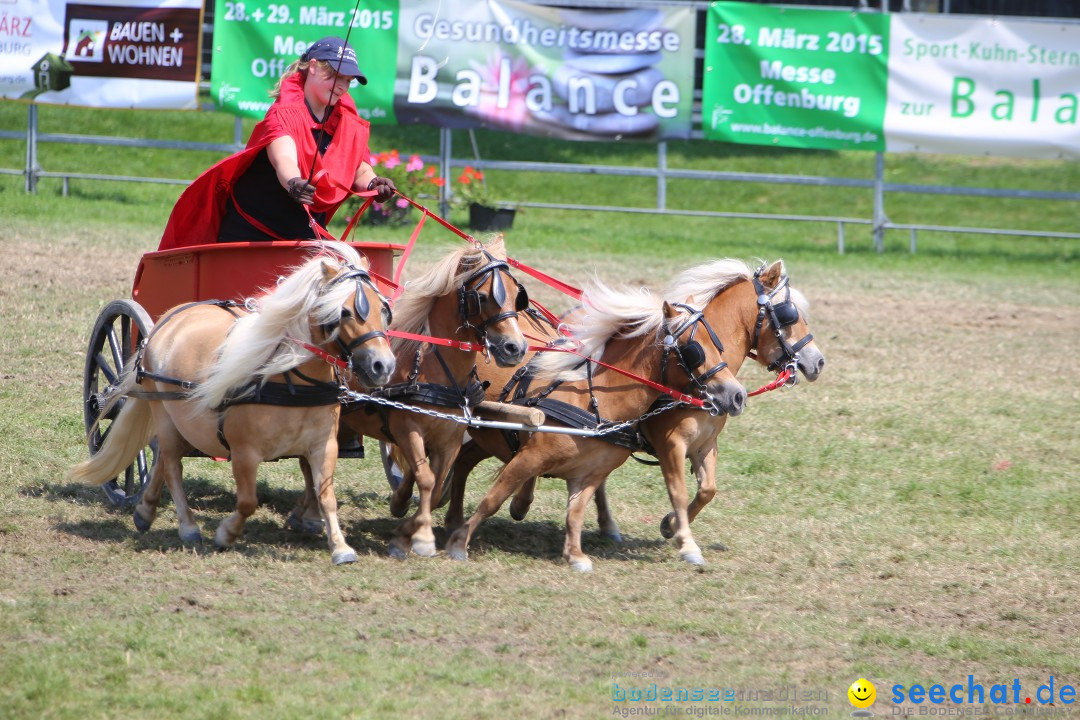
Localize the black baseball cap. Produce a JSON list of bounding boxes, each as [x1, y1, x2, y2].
[[301, 36, 367, 85]]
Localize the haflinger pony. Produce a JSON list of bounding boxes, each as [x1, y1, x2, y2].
[[642, 258, 824, 561], [68, 242, 395, 565], [440, 275, 748, 572], [288, 237, 528, 559], [503, 259, 826, 566]]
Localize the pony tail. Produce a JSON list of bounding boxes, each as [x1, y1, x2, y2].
[[269, 59, 307, 99], [67, 371, 153, 487]]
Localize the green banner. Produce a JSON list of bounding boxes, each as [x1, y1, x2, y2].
[[702, 2, 889, 151], [210, 0, 399, 123]]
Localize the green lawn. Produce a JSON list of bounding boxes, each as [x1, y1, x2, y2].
[[0, 103, 1077, 720]]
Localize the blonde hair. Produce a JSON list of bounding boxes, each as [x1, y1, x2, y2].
[[269, 59, 336, 99]]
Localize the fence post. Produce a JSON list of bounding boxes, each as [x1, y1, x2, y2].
[[838, 221, 845, 254], [872, 151, 886, 252], [439, 127, 452, 219], [233, 116, 244, 150], [657, 141, 667, 211], [25, 104, 39, 194]]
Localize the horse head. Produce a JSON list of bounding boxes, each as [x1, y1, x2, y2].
[[314, 246, 396, 388], [747, 260, 825, 382], [453, 243, 528, 367], [661, 300, 747, 417]]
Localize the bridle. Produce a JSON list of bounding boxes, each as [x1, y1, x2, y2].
[[661, 302, 729, 412], [319, 265, 393, 369], [457, 251, 528, 349], [748, 266, 813, 374]]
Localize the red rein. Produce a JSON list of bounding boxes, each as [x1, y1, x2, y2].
[[308, 185, 796, 402], [747, 366, 796, 397]]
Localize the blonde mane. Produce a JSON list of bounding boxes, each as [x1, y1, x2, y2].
[[194, 241, 370, 409], [389, 237, 507, 362], [663, 258, 809, 316], [531, 278, 686, 385]]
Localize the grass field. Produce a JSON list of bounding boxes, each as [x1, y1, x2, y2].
[[0, 104, 1078, 720]]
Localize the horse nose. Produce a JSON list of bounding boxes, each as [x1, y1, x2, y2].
[[502, 338, 525, 362], [357, 352, 395, 386], [801, 354, 825, 381], [730, 388, 746, 416]]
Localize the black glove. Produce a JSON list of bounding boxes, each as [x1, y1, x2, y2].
[[368, 176, 397, 203], [286, 176, 316, 205]]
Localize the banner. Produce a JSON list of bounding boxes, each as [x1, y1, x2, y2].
[[702, 2, 890, 151], [884, 15, 1080, 158], [209, 0, 400, 122], [0, 0, 202, 108], [393, 0, 696, 141]]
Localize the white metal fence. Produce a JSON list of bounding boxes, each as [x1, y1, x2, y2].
[[3, 0, 1078, 251]]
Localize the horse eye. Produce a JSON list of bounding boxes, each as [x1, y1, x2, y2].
[[476, 293, 489, 305], [340, 308, 353, 319]]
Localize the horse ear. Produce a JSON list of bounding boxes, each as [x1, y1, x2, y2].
[[661, 301, 680, 321], [320, 260, 338, 281], [759, 259, 785, 290]]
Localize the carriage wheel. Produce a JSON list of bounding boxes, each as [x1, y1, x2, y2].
[[83, 299, 156, 507]]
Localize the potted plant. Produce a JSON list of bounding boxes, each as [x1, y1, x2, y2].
[[349, 150, 444, 226], [455, 165, 516, 232]]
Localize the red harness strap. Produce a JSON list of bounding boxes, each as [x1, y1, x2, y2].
[[506, 257, 582, 301], [747, 366, 796, 397], [386, 329, 487, 354], [288, 337, 350, 371], [386, 191, 585, 303], [391, 207, 426, 302], [530, 342, 706, 409], [339, 196, 375, 243]]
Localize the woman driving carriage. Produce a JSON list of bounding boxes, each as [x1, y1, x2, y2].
[[159, 36, 395, 249]]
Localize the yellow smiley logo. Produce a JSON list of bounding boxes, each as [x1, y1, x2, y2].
[[848, 678, 876, 709]]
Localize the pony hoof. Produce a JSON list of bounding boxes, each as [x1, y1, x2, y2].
[[132, 510, 152, 534], [179, 529, 204, 545], [387, 543, 408, 560], [446, 547, 468, 562], [412, 540, 437, 558], [213, 529, 234, 551], [681, 552, 706, 566], [570, 560, 594, 573], [659, 513, 676, 539], [331, 550, 358, 566], [604, 530, 623, 544]]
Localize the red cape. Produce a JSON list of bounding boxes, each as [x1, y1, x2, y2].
[[159, 74, 371, 250]]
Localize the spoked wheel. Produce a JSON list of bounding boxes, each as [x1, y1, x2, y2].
[[83, 299, 156, 507]]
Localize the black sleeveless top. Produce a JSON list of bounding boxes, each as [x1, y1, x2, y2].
[[218, 112, 335, 243]]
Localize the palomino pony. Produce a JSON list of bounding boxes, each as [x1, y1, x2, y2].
[[441, 277, 748, 571], [68, 242, 395, 565], [504, 259, 826, 566], [288, 237, 528, 559]]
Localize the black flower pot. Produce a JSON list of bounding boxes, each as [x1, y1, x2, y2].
[[469, 203, 516, 232]]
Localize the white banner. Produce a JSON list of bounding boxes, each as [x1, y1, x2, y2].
[[0, 0, 202, 109], [884, 15, 1080, 159]]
